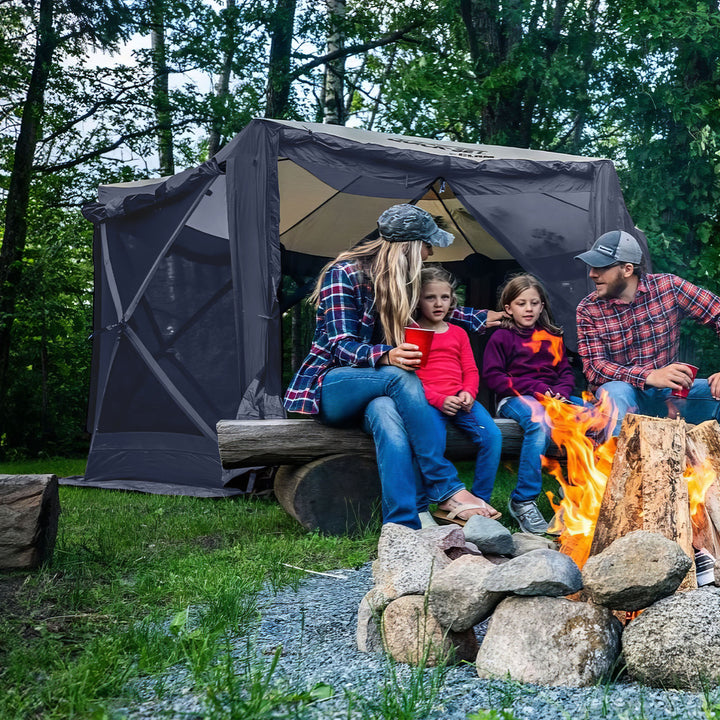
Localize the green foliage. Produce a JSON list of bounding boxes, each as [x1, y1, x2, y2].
[[2, 194, 93, 455], [4, 0, 720, 455]]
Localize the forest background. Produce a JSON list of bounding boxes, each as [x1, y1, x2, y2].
[[1, 0, 719, 459]]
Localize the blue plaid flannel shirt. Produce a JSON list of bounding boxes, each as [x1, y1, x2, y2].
[[283, 260, 490, 415]]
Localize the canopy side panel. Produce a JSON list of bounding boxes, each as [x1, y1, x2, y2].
[[225, 121, 284, 418], [81, 164, 241, 495]]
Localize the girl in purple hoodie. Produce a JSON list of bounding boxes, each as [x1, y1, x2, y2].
[[483, 274, 577, 534]]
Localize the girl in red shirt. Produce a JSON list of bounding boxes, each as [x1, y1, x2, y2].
[[415, 265, 503, 523]]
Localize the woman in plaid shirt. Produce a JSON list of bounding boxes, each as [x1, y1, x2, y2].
[[284, 204, 503, 529]]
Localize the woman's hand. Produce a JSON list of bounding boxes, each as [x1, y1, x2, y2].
[[486, 310, 507, 328], [385, 343, 423, 371]]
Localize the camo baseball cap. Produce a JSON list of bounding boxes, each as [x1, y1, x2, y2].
[[377, 204, 454, 248]]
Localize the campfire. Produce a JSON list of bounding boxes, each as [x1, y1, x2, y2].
[[537, 392, 720, 582]]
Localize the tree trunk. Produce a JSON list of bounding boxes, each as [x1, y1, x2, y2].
[[149, 0, 174, 175], [0, 0, 57, 449], [208, 0, 237, 158], [265, 0, 297, 118], [323, 0, 346, 125]]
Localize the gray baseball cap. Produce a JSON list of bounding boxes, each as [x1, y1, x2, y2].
[[377, 204, 454, 248], [575, 230, 643, 267]]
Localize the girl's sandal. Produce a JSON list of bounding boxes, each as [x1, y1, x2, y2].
[[432, 503, 502, 527]]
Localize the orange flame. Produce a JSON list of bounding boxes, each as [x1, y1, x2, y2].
[[537, 392, 618, 568], [535, 391, 717, 569], [522, 329, 564, 366], [685, 459, 716, 517]]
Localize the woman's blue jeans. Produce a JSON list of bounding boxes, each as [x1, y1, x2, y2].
[[318, 366, 464, 529], [425, 401, 502, 503], [599, 380, 720, 437], [498, 395, 583, 503]]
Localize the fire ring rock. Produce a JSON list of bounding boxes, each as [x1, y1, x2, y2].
[[483, 548, 583, 596], [582, 530, 693, 611], [381, 595, 478, 666], [622, 587, 720, 689], [476, 596, 622, 687]]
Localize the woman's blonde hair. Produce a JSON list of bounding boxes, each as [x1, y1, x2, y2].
[[417, 264, 458, 318], [309, 236, 424, 346], [498, 273, 563, 335]]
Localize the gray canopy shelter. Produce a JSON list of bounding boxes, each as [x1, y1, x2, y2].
[[79, 118, 646, 496]]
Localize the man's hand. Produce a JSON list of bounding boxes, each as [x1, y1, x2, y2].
[[709, 372, 720, 400], [645, 363, 695, 391], [442, 395, 462, 416], [457, 390, 474, 411]]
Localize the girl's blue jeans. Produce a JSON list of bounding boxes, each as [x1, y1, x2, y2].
[[598, 380, 720, 437], [498, 394, 584, 503], [425, 401, 501, 504], [318, 366, 464, 529]]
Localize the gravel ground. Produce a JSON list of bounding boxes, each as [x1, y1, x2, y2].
[[117, 564, 719, 719]]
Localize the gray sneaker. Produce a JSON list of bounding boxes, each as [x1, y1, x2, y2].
[[508, 499, 549, 535]]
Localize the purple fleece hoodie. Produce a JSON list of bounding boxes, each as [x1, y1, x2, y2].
[[482, 325, 575, 400]]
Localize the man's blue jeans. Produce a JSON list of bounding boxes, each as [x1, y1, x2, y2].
[[599, 380, 720, 437], [318, 366, 464, 529], [425, 401, 502, 503]]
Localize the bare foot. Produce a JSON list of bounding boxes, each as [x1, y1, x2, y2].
[[437, 489, 499, 520]]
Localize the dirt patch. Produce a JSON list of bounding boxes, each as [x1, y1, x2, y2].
[[0, 574, 28, 618]]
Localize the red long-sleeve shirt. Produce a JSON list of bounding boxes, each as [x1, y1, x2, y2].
[[415, 324, 479, 410]]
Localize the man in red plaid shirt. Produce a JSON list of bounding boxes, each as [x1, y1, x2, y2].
[[575, 230, 720, 436]]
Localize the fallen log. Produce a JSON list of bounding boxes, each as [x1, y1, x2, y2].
[[217, 417, 528, 469], [0, 475, 60, 570], [217, 417, 531, 536]]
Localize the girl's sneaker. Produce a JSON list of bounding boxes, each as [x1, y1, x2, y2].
[[508, 499, 548, 535]]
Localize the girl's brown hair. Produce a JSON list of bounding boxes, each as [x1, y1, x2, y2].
[[498, 273, 563, 335], [309, 236, 424, 347]]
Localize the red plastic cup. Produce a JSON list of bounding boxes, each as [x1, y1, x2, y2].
[[404, 327, 435, 368], [671, 363, 699, 398]]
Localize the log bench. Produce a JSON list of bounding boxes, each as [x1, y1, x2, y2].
[[217, 418, 543, 535]]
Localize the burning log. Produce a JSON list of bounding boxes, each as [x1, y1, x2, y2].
[[686, 421, 720, 562], [589, 416, 691, 550], [587, 415, 695, 588]]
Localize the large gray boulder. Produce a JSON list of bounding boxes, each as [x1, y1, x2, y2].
[[382, 595, 478, 666], [582, 530, 692, 611], [623, 587, 720, 689], [476, 596, 622, 687], [372, 523, 464, 599], [427, 554, 505, 631], [484, 548, 583, 597]]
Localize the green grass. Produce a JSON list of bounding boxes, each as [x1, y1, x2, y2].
[[0, 455, 560, 719], [0, 466, 379, 719]]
